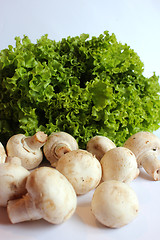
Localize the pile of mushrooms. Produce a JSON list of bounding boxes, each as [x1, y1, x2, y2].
[[7, 167, 77, 224], [86, 135, 140, 228], [0, 130, 160, 229], [0, 131, 78, 225]]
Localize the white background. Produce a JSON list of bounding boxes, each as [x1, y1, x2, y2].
[[0, 1, 160, 240], [0, 0, 160, 78]]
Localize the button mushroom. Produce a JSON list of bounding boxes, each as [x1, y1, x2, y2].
[[5, 156, 22, 165], [100, 147, 139, 183], [86, 136, 116, 161], [0, 157, 30, 207], [43, 131, 79, 167], [6, 131, 48, 170], [56, 149, 102, 195], [0, 142, 7, 164], [7, 167, 77, 224], [124, 131, 160, 180], [91, 180, 139, 228]]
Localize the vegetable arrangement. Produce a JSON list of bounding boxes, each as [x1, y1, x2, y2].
[[0, 31, 160, 148], [1, 130, 160, 228]]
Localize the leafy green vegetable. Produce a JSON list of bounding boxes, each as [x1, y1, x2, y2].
[[0, 31, 160, 148]]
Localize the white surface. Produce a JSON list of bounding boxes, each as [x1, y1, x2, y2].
[[0, 0, 160, 240]]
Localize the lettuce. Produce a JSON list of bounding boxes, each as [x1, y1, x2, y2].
[[0, 31, 160, 148]]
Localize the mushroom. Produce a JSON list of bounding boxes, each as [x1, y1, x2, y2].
[[100, 147, 139, 183], [43, 131, 79, 167], [0, 142, 7, 164], [7, 167, 77, 224], [87, 136, 116, 161], [56, 149, 102, 195], [5, 156, 22, 165], [124, 131, 160, 180], [0, 157, 30, 207], [91, 180, 139, 228], [6, 131, 47, 170]]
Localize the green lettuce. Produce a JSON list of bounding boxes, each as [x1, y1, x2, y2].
[[0, 31, 160, 148]]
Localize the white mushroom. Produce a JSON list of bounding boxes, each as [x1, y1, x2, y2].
[[87, 136, 116, 161], [43, 131, 79, 167], [0, 142, 7, 164], [5, 156, 22, 165], [91, 180, 139, 228], [7, 167, 77, 224], [0, 158, 30, 207], [100, 147, 139, 183], [124, 132, 160, 180], [6, 131, 47, 170], [56, 149, 102, 195]]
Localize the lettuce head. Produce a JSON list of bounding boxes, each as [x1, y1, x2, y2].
[[0, 31, 160, 148]]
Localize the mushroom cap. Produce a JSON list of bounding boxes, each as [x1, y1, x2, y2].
[[56, 149, 102, 195], [91, 180, 139, 228], [6, 134, 43, 170], [26, 167, 77, 224], [0, 142, 6, 164], [100, 147, 139, 183], [5, 156, 22, 165], [87, 136, 116, 161], [43, 131, 79, 166], [0, 163, 30, 207], [124, 132, 160, 165]]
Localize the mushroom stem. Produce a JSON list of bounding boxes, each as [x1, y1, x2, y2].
[[7, 193, 41, 224], [138, 150, 160, 181], [51, 143, 71, 167], [23, 131, 47, 151], [54, 143, 71, 159], [7, 167, 77, 224], [43, 132, 79, 166]]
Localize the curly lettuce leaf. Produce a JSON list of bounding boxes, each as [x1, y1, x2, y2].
[[0, 32, 160, 148]]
